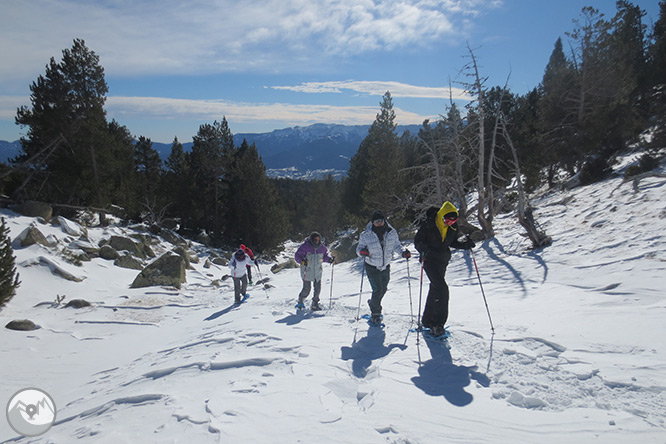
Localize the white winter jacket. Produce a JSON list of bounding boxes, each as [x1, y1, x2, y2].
[[228, 256, 250, 278], [356, 222, 403, 271]]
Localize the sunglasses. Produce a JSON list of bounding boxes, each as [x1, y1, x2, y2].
[[443, 215, 458, 226], [372, 219, 385, 224]]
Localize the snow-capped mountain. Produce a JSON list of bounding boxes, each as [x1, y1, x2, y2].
[[0, 123, 423, 180]]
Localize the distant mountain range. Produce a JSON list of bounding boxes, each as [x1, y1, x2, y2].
[[0, 123, 423, 180]]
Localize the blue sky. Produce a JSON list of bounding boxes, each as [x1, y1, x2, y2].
[[0, 0, 661, 143]]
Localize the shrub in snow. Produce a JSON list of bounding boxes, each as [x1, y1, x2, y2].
[[0, 217, 20, 309]]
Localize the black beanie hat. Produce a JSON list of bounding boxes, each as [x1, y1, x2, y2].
[[371, 210, 385, 222]]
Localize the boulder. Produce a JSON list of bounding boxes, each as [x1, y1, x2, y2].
[[57, 216, 85, 236], [131, 252, 187, 289], [329, 233, 358, 264], [16, 225, 51, 248], [172, 246, 191, 269], [271, 258, 299, 274], [115, 254, 144, 270], [109, 235, 146, 259], [65, 299, 92, 308], [211, 256, 228, 266], [6, 319, 40, 331], [99, 244, 120, 260], [159, 228, 188, 247], [69, 240, 100, 255], [11, 201, 53, 221]]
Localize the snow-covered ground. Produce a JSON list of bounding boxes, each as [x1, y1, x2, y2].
[[1, 155, 665, 443]]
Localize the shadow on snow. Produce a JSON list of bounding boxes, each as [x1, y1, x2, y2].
[[340, 327, 406, 378], [411, 336, 490, 407], [275, 310, 325, 326]]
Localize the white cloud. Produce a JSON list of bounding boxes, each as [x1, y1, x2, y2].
[[270, 80, 472, 100], [0, 96, 29, 119], [0, 0, 501, 80], [105, 95, 434, 127]]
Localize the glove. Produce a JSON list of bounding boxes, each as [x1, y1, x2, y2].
[[359, 248, 370, 257], [465, 239, 476, 249], [330, 256, 336, 264], [301, 258, 309, 266], [402, 249, 411, 259]]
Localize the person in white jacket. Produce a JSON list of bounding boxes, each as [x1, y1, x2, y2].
[[229, 249, 251, 304], [356, 210, 411, 324]]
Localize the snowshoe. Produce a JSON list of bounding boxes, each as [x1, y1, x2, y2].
[[422, 326, 450, 341], [235, 294, 250, 305], [295, 302, 305, 310], [362, 313, 384, 328], [311, 302, 322, 311]]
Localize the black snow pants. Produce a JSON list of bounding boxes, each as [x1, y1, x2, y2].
[[421, 259, 450, 328]]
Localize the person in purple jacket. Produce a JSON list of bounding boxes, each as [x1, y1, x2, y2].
[[294, 231, 334, 311]]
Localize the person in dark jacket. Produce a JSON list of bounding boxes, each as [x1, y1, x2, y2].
[[414, 201, 475, 337]]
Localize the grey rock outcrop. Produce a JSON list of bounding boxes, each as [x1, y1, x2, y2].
[[65, 299, 92, 308], [109, 236, 147, 259], [99, 245, 121, 260], [271, 258, 299, 274], [11, 201, 53, 221], [6, 319, 40, 331], [115, 254, 144, 270], [131, 252, 187, 289], [16, 225, 51, 248]]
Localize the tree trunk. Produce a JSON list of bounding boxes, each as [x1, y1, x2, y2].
[[502, 119, 551, 248], [466, 46, 493, 237]]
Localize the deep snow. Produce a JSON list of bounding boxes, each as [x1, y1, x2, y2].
[[1, 153, 665, 443]]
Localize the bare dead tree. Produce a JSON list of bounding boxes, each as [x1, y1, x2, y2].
[[140, 197, 172, 226], [501, 118, 552, 248], [401, 84, 474, 225], [461, 43, 494, 238]]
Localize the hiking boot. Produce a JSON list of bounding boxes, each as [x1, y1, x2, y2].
[[430, 325, 446, 337], [370, 314, 382, 325], [311, 301, 322, 311]]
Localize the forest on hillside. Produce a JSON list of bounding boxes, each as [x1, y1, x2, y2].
[[1, 1, 665, 253]]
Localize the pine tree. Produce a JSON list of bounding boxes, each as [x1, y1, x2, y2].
[[648, 1, 666, 147], [189, 119, 233, 233], [134, 136, 163, 204], [164, 137, 193, 227], [225, 140, 288, 251], [539, 37, 577, 179], [303, 175, 342, 242], [0, 217, 20, 310], [14, 39, 115, 207], [344, 91, 405, 222]]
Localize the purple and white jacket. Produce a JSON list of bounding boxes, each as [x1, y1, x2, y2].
[[294, 238, 333, 281]]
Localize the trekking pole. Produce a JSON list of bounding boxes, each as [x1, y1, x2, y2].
[[471, 248, 495, 333], [255, 261, 269, 299], [355, 262, 366, 321], [405, 257, 414, 325], [352, 261, 366, 344], [328, 261, 335, 310], [417, 259, 424, 330]]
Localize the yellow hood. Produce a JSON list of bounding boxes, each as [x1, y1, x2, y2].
[[435, 201, 459, 241]]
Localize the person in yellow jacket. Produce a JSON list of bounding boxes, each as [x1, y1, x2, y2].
[[414, 202, 475, 337]]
